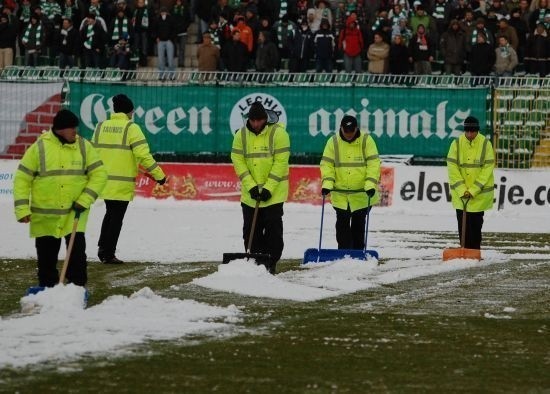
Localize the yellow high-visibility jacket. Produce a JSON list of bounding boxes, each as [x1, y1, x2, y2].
[[13, 130, 107, 238], [92, 113, 165, 201], [320, 132, 381, 212], [231, 122, 290, 208], [446, 133, 495, 212]]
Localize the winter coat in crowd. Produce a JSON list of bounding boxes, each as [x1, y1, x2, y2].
[[109, 14, 133, 46], [495, 23, 519, 51], [0, 16, 17, 49], [494, 41, 518, 75], [197, 37, 220, 71], [313, 21, 335, 60], [131, 2, 150, 34], [389, 37, 410, 74], [409, 28, 434, 61], [195, 0, 216, 23], [222, 33, 249, 72], [440, 20, 467, 66], [255, 31, 279, 72], [525, 25, 549, 77], [57, 23, 80, 55], [289, 23, 314, 72], [469, 39, 496, 75], [172, 0, 191, 36], [338, 18, 364, 58], [367, 38, 390, 73], [233, 19, 254, 53], [22, 18, 45, 51], [153, 12, 175, 42], [508, 13, 529, 60], [80, 16, 107, 52]]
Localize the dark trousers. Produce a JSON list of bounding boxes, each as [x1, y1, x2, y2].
[[98, 200, 129, 259], [334, 205, 371, 250], [59, 53, 75, 69], [456, 209, 484, 249], [35, 233, 87, 287], [83, 48, 102, 68], [241, 203, 284, 269]]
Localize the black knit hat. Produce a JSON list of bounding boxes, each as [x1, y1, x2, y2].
[[52, 109, 79, 131], [464, 116, 479, 132], [112, 94, 134, 114], [248, 102, 267, 120], [341, 115, 358, 131]]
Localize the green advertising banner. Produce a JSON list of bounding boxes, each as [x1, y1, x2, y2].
[[69, 82, 489, 158]]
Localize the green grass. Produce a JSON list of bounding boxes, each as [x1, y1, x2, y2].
[[1, 231, 549, 393]]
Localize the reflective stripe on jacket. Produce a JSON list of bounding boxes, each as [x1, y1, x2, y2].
[[13, 130, 107, 238], [92, 112, 165, 201], [231, 122, 290, 208], [320, 132, 381, 212], [446, 133, 495, 212]]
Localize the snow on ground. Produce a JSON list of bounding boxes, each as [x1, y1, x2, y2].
[[1, 285, 241, 368], [0, 198, 547, 368]]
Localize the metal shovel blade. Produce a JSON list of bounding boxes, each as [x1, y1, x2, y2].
[[303, 248, 379, 264], [442, 247, 481, 261], [222, 252, 272, 269]]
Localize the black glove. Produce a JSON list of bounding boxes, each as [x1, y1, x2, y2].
[[72, 202, 86, 213], [259, 188, 271, 201], [366, 188, 375, 198], [321, 188, 331, 196], [157, 177, 166, 185], [249, 186, 261, 200]]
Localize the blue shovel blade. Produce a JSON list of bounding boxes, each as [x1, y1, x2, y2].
[[25, 286, 90, 307], [25, 286, 46, 296], [303, 248, 379, 264]]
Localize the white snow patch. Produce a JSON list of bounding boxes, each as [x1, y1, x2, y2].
[[1, 287, 242, 368], [193, 259, 336, 301]]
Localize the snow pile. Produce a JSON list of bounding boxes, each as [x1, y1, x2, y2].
[[193, 252, 510, 302], [20, 284, 87, 314], [193, 259, 336, 301], [1, 287, 242, 368]]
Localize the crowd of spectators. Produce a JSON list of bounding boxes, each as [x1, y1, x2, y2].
[[0, 0, 548, 77]]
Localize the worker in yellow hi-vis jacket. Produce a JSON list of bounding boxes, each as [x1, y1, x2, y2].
[[14, 109, 107, 287], [92, 94, 166, 264], [230, 102, 290, 274], [446, 116, 495, 249], [320, 115, 381, 250]]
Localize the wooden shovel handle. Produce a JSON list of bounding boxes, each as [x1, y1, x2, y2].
[[460, 198, 470, 248], [59, 211, 81, 284]]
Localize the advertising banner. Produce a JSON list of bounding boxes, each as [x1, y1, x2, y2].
[[135, 163, 396, 206], [393, 166, 550, 211], [1, 160, 548, 211], [70, 83, 488, 158]]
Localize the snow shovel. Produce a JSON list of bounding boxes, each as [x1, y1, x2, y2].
[[303, 194, 379, 264], [222, 199, 272, 269], [25, 210, 81, 296], [443, 198, 481, 261]]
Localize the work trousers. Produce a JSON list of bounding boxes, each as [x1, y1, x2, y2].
[[456, 209, 484, 249], [241, 202, 284, 271], [334, 205, 371, 250], [98, 200, 129, 259], [36, 233, 87, 287]]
